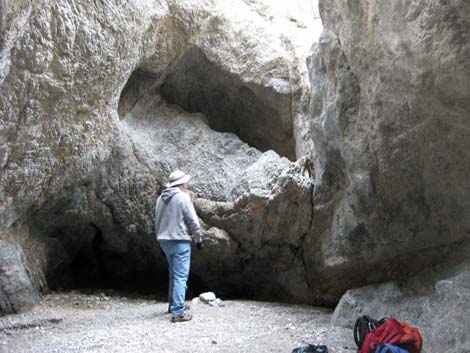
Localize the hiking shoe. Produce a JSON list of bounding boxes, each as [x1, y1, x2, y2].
[[166, 304, 190, 314], [171, 313, 192, 322]]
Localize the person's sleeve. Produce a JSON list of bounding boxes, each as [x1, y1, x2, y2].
[[155, 198, 161, 236], [181, 194, 202, 243]]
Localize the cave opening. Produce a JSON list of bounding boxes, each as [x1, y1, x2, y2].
[[37, 220, 262, 302], [27, 188, 253, 302], [40, 222, 212, 299], [118, 46, 296, 161]]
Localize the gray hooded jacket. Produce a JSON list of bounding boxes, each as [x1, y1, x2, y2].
[[155, 187, 202, 243]]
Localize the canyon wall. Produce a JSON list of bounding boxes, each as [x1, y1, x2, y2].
[[311, 1, 470, 351], [0, 0, 320, 312], [1, 1, 470, 351]]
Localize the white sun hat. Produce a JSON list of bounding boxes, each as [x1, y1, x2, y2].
[[166, 170, 191, 188]]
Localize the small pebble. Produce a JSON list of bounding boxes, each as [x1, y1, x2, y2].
[[208, 298, 225, 307]]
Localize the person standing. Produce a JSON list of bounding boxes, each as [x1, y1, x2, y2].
[[155, 170, 203, 322]]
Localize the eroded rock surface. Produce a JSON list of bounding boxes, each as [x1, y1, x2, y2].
[[0, 0, 320, 314], [309, 1, 470, 350], [308, 0, 470, 298], [0, 227, 46, 314], [1, 3, 470, 352]]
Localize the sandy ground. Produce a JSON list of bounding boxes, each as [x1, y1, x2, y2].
[[0, 291, 355, 353]]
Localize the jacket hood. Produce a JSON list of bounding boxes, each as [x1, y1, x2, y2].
[[161, 187, 180, 202]]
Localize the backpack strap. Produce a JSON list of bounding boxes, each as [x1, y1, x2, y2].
[[354, 316, 370, 348], [355, 315, 377, 349], [353, 317, 361, 348], [378, 318, 388, 326]]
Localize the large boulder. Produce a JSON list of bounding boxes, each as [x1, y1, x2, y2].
[[332, 246, 470, 353], [307, 0, 470, 300]]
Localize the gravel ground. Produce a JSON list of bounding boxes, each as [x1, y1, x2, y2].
[[0, 291, 355, 353]]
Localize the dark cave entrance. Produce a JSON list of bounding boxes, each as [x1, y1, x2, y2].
[[35, 219, 256, 301], [31, 216, 209, 299], [29, 197, 303, 303]]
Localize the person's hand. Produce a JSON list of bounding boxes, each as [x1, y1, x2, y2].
[[196, 242, 203, 250]]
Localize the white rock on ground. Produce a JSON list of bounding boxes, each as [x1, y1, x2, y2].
[[199, 292, 217, 303]]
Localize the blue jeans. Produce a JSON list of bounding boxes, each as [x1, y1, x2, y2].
[[160, 240, 191, 317]]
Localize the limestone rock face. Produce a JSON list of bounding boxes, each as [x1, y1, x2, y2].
[[309, 2, 470, 349], [308, 0, 470, 298], [0, 0, 320, 313]]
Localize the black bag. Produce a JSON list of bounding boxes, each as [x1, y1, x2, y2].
[[353, 315, 388, 350], [291, 344, 328, 353]]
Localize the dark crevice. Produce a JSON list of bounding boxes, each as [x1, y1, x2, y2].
[[160, 47, 295, 160]]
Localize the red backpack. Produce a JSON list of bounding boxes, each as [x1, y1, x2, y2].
[[398, 322, 422, 353], [359, 318, 404, 353]]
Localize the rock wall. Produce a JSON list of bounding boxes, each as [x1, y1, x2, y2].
[[0, 226, 46, 314], [1, 5, 470, 352], [0, 0, 320, 314], [308, 0, 470, 295], [310, 1, 470, 351]]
